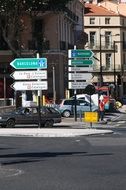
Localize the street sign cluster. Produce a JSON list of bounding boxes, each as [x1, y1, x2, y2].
[[10, 58, 48, 91], [68, 49, 94, 89]]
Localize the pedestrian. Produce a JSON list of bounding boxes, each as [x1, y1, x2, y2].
[[99, 99, 105, 121]]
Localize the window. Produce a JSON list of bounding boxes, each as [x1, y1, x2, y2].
[[106, 53, 112, 70], [78, 100, 89, 106], [90, 32, 96, 47], [33, 19, 43, 37], [64, 100, 74, 105], [105, 31, 111, 46], [105, 18, 110, 24], [90, 18, 95, 24]]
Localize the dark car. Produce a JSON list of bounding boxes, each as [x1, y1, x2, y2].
[[0, 106, 61, 128]]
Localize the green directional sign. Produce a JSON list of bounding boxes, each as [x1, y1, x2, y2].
[[10, 58, 47, 69], [68, 49, 94, 58], [69, 59, 94, 66]]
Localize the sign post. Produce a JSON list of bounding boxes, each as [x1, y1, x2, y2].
[[37, 53, 41, 128], [10, 56, 48, 128], [10, 58, 47, 69], [68, 48, 94, 122], [10, 70, 47, 80], [68, 49, 94, 59], [11, 81, 47, 91], [68, 50, 94, 90], [73, 45, 77, 121]]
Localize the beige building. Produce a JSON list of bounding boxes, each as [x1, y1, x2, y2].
[[84, 2, 126, 97]]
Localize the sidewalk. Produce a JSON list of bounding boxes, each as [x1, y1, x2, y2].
[[118, 105, 126, 113]]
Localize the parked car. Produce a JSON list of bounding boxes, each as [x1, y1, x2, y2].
[[70, 94, 99, 107], [0, 106, 61, 128], [58, 99, 98, 117]]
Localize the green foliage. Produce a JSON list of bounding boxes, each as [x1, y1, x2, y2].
[[0, 0, 73, 56], [0, 0, 73, 13]]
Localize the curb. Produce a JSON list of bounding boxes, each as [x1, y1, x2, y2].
[[0, 128, 113, 137]]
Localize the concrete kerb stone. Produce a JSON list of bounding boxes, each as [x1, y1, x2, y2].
[[0, 128, 113, 137]]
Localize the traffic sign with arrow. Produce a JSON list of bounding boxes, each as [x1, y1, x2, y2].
[[68, 82, 87, 89], [69, 59, 94, 66], [11, 81, 48, 91], [68, 66, 93, 72], [68, 49, 94, 58], [10, 70, 47, 80], [10, 58, 47, 69], [68, 73, 92, 81]]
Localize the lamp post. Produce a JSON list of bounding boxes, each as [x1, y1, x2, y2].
[[113, 41, 116, 98], [52, 66, 56, 104], [99, 34, 103, 87], [113, 40, 124, 98], [4, 75, 6, 106]]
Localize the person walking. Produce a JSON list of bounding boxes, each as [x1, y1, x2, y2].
[[99, 99, 105, 121]]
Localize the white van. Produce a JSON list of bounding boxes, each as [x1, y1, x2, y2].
[[71, 94, 99, 107]]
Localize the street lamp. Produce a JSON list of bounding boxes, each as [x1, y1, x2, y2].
[[113, 41, 117, 98], [99, 34, 103, 87], [113, 40, 124, 98], [52, 66, 56, 104]]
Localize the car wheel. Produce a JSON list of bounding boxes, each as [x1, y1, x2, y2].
[[6, 119, 15, 128], [44, 120, 53, 127], [63, 110, 71, 117]]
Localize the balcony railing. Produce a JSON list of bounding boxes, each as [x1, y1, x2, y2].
[[93, 64, 122, 72], [88, 42, 114, 51]]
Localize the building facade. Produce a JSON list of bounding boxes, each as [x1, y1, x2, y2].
[[0, 0, 85, 105], [84, 2, 126, 97]]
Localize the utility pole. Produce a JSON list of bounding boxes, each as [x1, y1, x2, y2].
[[37, 53, 41, 128], [53, 66, 56, 104], [74, 45, 77, 121], [99, 34, 103, 87]]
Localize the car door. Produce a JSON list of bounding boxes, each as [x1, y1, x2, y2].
[[15, 108, 34, 124], [32, 107, 48, 125], [78, 100, 91, 113]]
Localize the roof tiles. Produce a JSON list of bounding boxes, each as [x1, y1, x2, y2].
[[85, 3, 120, 16]]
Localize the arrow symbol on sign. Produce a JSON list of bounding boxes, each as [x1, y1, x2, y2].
[[11, 81, 48, 91], [10, 70, 47, 80]]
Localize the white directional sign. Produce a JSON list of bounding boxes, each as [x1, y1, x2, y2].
[[68, 66, 93, 72], [68, 82, 87, 89], [10, 70, 47, 80], [11, 81, 48, 91], [68, 73, 92, 81]]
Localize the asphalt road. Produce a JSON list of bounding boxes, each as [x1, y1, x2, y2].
[[0, 128, 126, 190]]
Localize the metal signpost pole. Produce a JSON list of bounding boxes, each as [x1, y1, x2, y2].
[[68, 48, 94, 122], [89, 94, 92, 128], [74, 45, 77, 122], [99, 34, 103, 87], [53, 66, 56, 104], [37, 53, 41, 128], [4, 71, 6, 106], [113, 41, 116, 98]]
